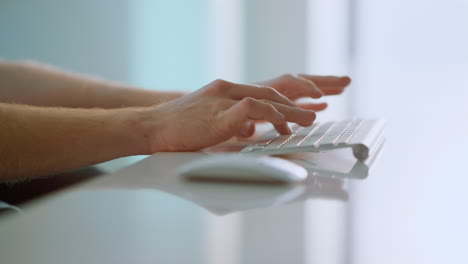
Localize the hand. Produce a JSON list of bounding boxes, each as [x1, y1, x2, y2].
[[144, 79, 316, 152], [255, 74, 351, 111]]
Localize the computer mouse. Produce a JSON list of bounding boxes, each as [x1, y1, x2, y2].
[[178, 154, 308, 184]]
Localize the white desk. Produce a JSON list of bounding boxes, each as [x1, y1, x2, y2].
[[1, 140, 466, 264], [0, 147, 367, 263]]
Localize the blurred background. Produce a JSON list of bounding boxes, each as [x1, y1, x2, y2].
[[1, 0, 467, 263]]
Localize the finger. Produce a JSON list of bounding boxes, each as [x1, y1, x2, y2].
[[268, 74, 324, 100], [236, 120, 256, 137], [273, 123, 292, 135], [294, 75, 325, 99], [226, 83, 297, 107], [298, 75, 351, 95], [246, 100, 318, 126], [297, 102, 328, 112], [221, 97, 289, 134], [265, 100, 316, 126], [221, 97, 291, 135]]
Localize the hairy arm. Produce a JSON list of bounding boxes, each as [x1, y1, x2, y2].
[[0, 60, 184, 108], [0, 103, 151, 180], [0, 79, 317, 181], [0, 64, 349, 181]]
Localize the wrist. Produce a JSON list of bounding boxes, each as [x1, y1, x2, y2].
[[129, 90, 186, 107], [113, 88, 185, 108], [121, 107, 166, 155], [114, 108, 152, 155]]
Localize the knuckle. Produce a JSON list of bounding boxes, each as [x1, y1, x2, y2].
[[241, 96, 255, 104], [281, 73, 296, 80], [212, 78, 227, 85], [210, 79, 230, 93], [240, 97, 256, 109], [265, 87, 278, 96]]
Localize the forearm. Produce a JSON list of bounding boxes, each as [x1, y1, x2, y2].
[[0, 103, 151, 180], [0, 60, 184, 108]]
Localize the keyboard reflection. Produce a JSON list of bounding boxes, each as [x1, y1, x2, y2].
[[74, 151, 378, 215]]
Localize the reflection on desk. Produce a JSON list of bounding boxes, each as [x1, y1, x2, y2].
[[0, 146, 384, 264], [0, 143, 382, 217], [73, 150, 378, 215]]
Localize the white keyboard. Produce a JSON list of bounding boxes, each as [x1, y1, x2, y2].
[[240, 119, 385, 161]]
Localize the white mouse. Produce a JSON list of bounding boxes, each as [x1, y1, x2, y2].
[[178, 154, 308, 184]]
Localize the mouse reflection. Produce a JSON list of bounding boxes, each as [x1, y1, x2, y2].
[[78, 152, 360, 215]]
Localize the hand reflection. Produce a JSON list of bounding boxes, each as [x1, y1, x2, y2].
[[81, 153, 353, 215]]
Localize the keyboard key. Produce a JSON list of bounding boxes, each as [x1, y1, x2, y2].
[[319, 121, 352, 145], [289, 123, 302, 133], [239, 119, 385, 161], [253, 138, 274, 146], [262, 134, 295, 150], [300, 134, 325, 147], [282, 134, 308, 147], [257, 129, 279, 141], [335, 120, 364, 143], [296, 124, 318, 136], [298, 122, 334, 146]]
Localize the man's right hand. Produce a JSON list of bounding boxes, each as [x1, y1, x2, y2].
[[143, 79, 317, 153]]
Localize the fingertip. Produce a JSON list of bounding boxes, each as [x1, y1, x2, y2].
[[340, 76, 352, 86], [298, 109, 316, 126], [316, 102, 328, 111], [239, 127, 255, 137], [319, 102, 328, 108], [239, 120, 256, 137], [298, 102, 328, 111], [304, 79, 324, 99], [275, 123, 292, 135], [311, 89, 325, 99], [310, 110, 317, 122]]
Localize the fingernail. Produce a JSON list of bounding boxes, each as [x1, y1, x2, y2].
[[340, 76, 351, 84]]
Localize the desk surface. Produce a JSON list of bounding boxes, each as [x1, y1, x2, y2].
[[0, 140, 467, 264]]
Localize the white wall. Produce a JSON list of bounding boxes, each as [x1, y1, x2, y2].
[[127, 0, 212, 91], [349, 0, 468, 263], [0, 1, 359, 263], [0, 0, 130, 82], [0, 2, 211, 263]]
